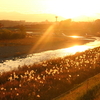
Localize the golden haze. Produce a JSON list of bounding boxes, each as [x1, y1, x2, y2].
[[0, 0, 100, 22]]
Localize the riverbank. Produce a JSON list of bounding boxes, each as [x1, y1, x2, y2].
[[0, 45, 100, 100], [53, 73, 100, 100], [0, 35, 95, 59]]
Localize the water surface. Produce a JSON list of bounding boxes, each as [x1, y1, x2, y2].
[[0, 36, 100, 73]]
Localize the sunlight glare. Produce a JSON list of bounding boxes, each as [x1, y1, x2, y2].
[[65, 45, 91, 54], [70, 36, 79, 38], [69, 36, 83, 39], [28, 24, 56, 53], [42, 0, 100, 20]]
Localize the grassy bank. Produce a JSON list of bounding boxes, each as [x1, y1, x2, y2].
[[0, 45, 100, 100], [54, 73, 100, 100]]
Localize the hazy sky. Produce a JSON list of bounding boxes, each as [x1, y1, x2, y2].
[[0, 0, 100, 21]]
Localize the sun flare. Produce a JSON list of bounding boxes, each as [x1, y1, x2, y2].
[[70, 36, 79, 38], [65, 45, 91, 54], [0, 0, 100, 22], [42, 0, 99, 20], [44, 0, 82, 18]]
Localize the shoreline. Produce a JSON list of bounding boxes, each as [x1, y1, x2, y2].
[[0, 38, 95, 61], [0, 44, 100, 100]]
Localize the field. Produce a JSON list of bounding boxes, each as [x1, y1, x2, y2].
[[0, 44, 100, 100]]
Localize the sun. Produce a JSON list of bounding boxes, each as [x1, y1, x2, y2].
[[42, 0, 97, 20], [45, 0, 82, 19]]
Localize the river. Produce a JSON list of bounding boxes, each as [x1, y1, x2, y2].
[[0, 36, 100, 73]]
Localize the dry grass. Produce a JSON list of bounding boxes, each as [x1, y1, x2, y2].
[[0, 46, 100, 100], [54, 73, 100, 100], [0, 36, 40, 46]]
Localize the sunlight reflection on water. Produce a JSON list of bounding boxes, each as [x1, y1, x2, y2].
[[63, 45, 91, 54], [0, 37, 100, 73], [68, 35, 83, 38]]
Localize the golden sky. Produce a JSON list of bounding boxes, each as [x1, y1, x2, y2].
[[0, 0, 100, 21]]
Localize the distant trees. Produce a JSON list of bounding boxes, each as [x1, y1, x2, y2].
[[1, 19, 100, 39], [0, 26, 26, 40], [0, 23, 3, 28], [93, 19, 100, 33], [54, 19, 72, 34], [54, 19, 100, 36]]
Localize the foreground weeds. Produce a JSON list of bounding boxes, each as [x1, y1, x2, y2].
[[0, 46, 100, 100]]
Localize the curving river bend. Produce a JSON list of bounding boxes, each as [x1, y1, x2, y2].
[[0, 36, 100, 73]]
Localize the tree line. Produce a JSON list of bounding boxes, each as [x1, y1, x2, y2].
[[0, 19, 100, 39], [0, 25, 26, 39], [54, 19, 100, 36]]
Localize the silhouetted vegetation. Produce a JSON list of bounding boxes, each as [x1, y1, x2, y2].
[[0, 26, 26, 40], [1, 19, 100, 40], [54, 19, 100, 36]]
